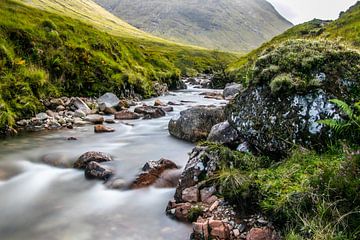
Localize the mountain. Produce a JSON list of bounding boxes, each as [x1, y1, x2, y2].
[[0, 0, 236, 131], [227, 1, 360, 82], [94, 0, 293, 52]]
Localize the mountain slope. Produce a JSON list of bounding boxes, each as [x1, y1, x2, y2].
[[94, 0, 292, 52], [0, 0, 236, 133], [227, 1, 360, 83]]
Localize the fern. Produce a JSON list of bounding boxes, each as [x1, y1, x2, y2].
[[318, 99, 360, 142]]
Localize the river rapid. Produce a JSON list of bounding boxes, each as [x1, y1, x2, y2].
[[0, 86, 226, 240]]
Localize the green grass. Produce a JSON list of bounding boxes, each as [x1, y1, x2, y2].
[[203, 143, 360, 240], [0, 0, 236, 133], [227, 2, 360, 85]]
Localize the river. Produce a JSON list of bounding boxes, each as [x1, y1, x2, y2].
[[0, 85, 226, 240]]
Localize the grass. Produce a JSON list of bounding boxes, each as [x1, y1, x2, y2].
[[204, 143, 360, 240], [0, 0, 237, 133], [227, 1, 360, 85]]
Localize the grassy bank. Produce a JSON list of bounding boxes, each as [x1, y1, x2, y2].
[[0, 0, 236, 133]]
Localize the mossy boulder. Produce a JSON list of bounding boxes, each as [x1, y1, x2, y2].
[[226, 40, 360, 157]]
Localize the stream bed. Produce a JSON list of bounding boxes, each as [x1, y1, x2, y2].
[[0, 86, 226, 240]]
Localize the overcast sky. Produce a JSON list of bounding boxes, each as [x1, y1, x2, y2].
[[267, 0, 358, 24]]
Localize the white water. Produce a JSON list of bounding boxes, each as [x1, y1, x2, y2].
[[0, 86, 225, 240]]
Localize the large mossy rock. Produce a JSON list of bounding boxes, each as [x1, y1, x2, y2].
[[169, 106, 226, 142], [227, 40, 360, 157]]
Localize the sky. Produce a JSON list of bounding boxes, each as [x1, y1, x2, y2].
[[267, 0, 358, 24]]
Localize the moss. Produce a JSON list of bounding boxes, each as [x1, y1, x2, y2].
[[188, 205, 204, 222]]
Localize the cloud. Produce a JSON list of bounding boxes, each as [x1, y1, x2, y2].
[[267, 0, 358, 24]]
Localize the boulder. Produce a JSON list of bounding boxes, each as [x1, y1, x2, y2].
[[114, 110, 142, 120], [223, 82, 243, 99], [130, 158, 178, 189], [182, 186, 200, 203], [227, 85, 354, 157], [97, 93, 120, 112], [85, 114, 104, 124], [74, 109, 86, 118], [209, 220, 230, 239], [74, 151, 113, 169], [134, 106, 166, 119], [207, 121, 241, 145], [168, 106, 225, 142], [36, 112, 49, 121], [94, 125, 115, 133], [71, 97, 91, 114], [154, 99, 166, 106], [84, 161, 114, 181]]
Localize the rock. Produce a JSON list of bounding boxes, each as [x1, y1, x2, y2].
[[71, 97, 91, 114], [227, 85, 352, 157], [102, 106, 116, 115], [200, 187, 216, 203], [49, 98, 65, 110], [168, 202, 193, 222], [200, 92, 224, 100], [41, 153, 72, 168], [56, 105, 66, 112], [105, 119, 116, 124], [209, 200, 219, 212], [73, 118, 88, 126], [134, 106, 166, 119], [174, 147, 221, 202], [67, 137, 77, 141], [94, 125, 115, 133], [16, 119, 29, 127], [209, 220, 230, 239], [154, 99, 166, 106], [182, 186, 200, 203], [153, 169, 182, 188], [47, 119, 61, 129], [36, 112, 49, 121], [74, 109, 86, 118], [168, 101, 183, 106], [207, 121, 241, 145], [85, 114, 104, 124], [168, 106, 225, 142], [153, 82, 169, 95], [97, 93, 120, 111], [161, 106, 174, 112], [118, 99, 130, 109], [84, 161, 114, 181], [46, 110, 56, 118], [223, 82, 243, 99], [114, 110, 142, 120], [130, 158, 178, 189], [246, 227, 277, 240], [193, 219, 209, 240], [74, 151, 113, 169]]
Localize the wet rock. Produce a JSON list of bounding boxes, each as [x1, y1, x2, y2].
[[161, 106, 174, 112], [94, 125, 115, 133], [154, 99, 166, 106], [207, 121, 241, 145], [114, 110, 142, 120], [200, 92, 224, 100], [71, 97, 91, 114], [105, 119, 116, 124], [168, 106, 225, 142], [168, 101, 183, 106], [246, 227, 278, 240], [97, 93, 120, 112], [74, 151, 113, 169], [36, 112, 49, 121], [134, 106, 166, 119], [130, 158, 178, 189], [85, 114, 104, 124], [41, 153, 73, 168], [74, 109, 86, 118], [67, 137, 77, 141], [223, 82, 243, 99], [84, 161, 114, 181]]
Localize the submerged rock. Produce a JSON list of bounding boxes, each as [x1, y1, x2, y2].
[[168, 106, 225, 142], [74, 151, 113, 169], [130, 158, 179, 189], [84, 161, 114, 181]]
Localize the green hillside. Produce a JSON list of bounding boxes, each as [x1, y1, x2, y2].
[[228, 1, 360, 84], [94, 0, 292, 52], [0, 0, 236, 132]]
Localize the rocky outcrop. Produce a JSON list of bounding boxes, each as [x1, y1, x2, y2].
[[74, 151, 113, 169], [168, 106, 226, 142], [130, 158, 179, 189]]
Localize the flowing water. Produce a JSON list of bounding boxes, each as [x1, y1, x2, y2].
[[0, 86, 226, 240]]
